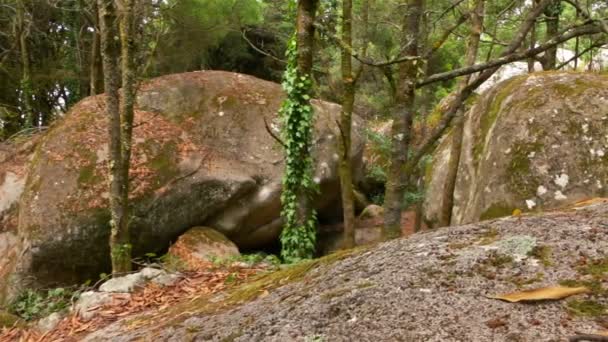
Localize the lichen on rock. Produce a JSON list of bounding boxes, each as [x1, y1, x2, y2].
[[425, 72, 608, 225]]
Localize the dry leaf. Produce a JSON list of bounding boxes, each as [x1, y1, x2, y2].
[[489, 286, 590, 302], [574, 198, 608, 207]]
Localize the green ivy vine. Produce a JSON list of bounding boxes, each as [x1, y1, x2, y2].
[[279, 36, 318, 263]]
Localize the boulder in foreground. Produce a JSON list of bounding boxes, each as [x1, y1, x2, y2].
[[82, 202, 608, 341]]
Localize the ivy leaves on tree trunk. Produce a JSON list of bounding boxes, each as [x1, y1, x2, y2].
[[279, 0, 319, 263]]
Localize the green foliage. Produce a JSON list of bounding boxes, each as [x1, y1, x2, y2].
[[9, 287, 80, 321], [210, 252, 282, 268], [364, 127, 429, 207], [279, 36, 318, 263]]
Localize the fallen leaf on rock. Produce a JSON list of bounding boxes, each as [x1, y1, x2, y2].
[[489, 286, 590, 303], [573, 198, 608, 207]]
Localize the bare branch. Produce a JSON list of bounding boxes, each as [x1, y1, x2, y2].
[[263, 116, 286, 148], [313, 22, 421, 67], [424, 13, 469, 58], [241, 29, 286, 65], [563, 0, 608, 34], [557, 39, 607, 69], [418, 23, 601, 87]]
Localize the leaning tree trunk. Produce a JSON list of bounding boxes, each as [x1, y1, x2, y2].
[[382, 0, 424, 239], [99, 0, 131, 275], [17, 0, 34, 128], [439, 0, 484, 227], [339, 0, 356, 249]]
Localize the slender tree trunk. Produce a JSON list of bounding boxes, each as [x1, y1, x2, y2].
[[17, 0, 34, 128], [542, 0, 560, 70], [528, 20, 537, 72], [382, 0, 424, 239], [114, 0, 137, 274], [295, 0, 318, 233], [574, 9, 580, 69], [339, 0, 356, 249], [90, 2, 104, 95], [439, 0, 484, 227], [99, 0, 132, 275]]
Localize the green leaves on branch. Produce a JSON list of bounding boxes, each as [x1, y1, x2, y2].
[[279, 36, 318, 264]]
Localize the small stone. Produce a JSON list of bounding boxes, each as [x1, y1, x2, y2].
[[74, 291, 120, 321], [358, 204, 384, 220], [140, 267, 163, 279], [99, 273, 147, 293], [37, 312, 64, 333]]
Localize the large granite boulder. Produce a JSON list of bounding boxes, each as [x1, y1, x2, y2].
[[1, 71, 365, 302], [425, 72, 608, 226]]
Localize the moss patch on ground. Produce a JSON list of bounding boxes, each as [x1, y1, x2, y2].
[[480, 204, 516, 221]]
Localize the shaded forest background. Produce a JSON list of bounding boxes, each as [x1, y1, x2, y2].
[[2, 0, 604, 141]]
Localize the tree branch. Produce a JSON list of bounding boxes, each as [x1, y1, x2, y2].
[[241, 29, 286, 65], [263, 116, 286, 148], [418, 23, 602, 87], [557, 39, 607, 69], [424, 13, 469, 58], [313, 22, 421, 67], [563, 0, 608, 34]]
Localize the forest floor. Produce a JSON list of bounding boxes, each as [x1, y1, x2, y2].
[[3, 202, 608, 341]]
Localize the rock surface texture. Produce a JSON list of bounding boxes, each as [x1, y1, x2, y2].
[[82, 202, 608, 341], [0, 71, 365, 303], [425, 72, 608, 226]]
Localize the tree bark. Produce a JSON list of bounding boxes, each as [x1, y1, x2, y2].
[[115, 0, 137, 273], [90, 1, 104, 95], [99, 0, 132, 275], [541, 0, 560, 70], [439, 0, 484, 227], [17, 0, 34, 128], [295, 0, 318, 235], [382, 0, 424, 239], [339, 0, 356, 249]]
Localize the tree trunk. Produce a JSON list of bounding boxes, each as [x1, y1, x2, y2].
[[382, 0, 424, 239], [295, 0, 318, 234], [528, 20, 537, 72], [542, 0, 560, 70], [99, 0, 131, 275], [17, 0, 34, 128], [439, 0, 484, 227], [115, 0, 137, 274], [339, 0, 356, 249], [90, 2, 104, 95]]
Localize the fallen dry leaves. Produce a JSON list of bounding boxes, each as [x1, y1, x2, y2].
[[0, 263, 265, 342], [489, 286, 590, 303]]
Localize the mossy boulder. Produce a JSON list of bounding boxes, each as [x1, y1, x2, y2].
[[3, 71, 365, 303], [167, 227, 240, 269], [425, 72, 608, 226]]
